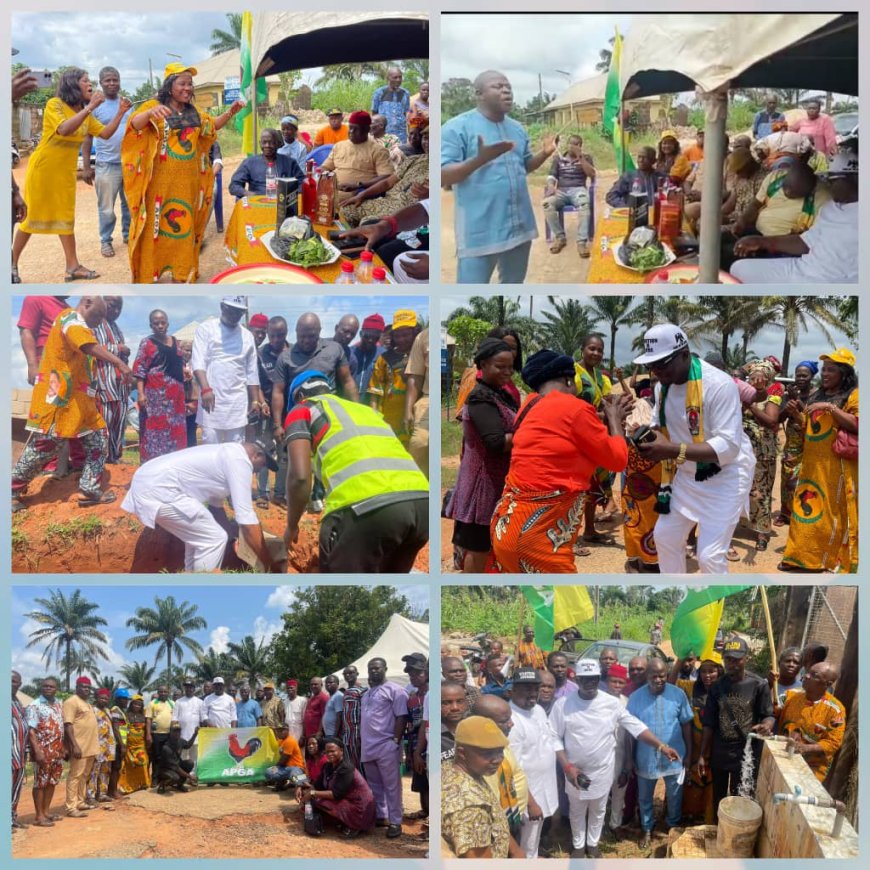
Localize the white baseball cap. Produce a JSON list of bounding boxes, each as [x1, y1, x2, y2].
[[221, 295, 248, 310], [212, 676, 225, 684], [824, 149, 858, 175], [575, 659, 601, 677], [633, 323, 690, 366]]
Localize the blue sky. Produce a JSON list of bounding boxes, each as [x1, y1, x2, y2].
[[12, 584, 430, 685], [10, 294, 428, 389], [440, 294, 856, 370], [11, 12, 325, 91]]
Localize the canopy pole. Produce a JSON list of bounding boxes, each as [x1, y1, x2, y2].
[[698, 85, 729, 284], [759, 586, 779, 706]]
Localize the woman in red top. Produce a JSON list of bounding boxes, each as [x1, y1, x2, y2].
[[490, 350, 631, 573]]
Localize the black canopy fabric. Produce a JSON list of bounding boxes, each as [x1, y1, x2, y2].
[[623, 13, 857, 99], [255, 17, 429, 77]]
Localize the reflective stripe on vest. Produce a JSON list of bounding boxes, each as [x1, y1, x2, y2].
[[308, 394, 428, 516]]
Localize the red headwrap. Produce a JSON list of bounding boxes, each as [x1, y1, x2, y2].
[[362, 314, 385, 332], [408, 116, 427, 129], [286, 679, 298, 687], [765, 355, 782, 373], [348, 110, 371, 126], [76, 676, 92, 686], [608, 663, 628, 680], [96, 688, 111, 698], [249, 313, 269, 329]]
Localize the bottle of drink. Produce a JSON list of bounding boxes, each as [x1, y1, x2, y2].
[[630, 177, 642, 196], [265, 163, 277, 200], [653, 177, 666, 231], [304, 803, 314, 821], [334, 261, 356, 284], [371, 267, 387, 284], [302, 159, 318, 222], [356, 250, 374, 284]]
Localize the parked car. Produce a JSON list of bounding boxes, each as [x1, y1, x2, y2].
[[832, 111, 859, 144], [77, 139, 96, 171], [558, 637, 671, 668]]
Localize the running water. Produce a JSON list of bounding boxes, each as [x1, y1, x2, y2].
[[737, 734, 756, 798]]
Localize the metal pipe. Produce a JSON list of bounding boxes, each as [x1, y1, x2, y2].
[[697, 85, 728, 283], [772, 793, 847, 838]]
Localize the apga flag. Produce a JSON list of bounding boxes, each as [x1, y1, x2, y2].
[[196, 726, 280, 783], [670, 586, 753, 660], [602, 28, 635, 175], [236, 11, 268, 157], [521, 586, 594, 649]]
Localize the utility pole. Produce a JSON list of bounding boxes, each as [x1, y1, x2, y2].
[[148, 58, 153, 90]]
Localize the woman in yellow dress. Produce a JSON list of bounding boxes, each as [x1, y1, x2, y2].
[[780, 348, 859, 572], [12, 68, 131, 282], [118, 695, 151, 794], [122, 63, 242, 283]]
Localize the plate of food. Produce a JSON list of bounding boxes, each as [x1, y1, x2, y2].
[[210, 263, 324, 284], [612, 226, 676, 273], [643, 264, 742, 284], [262, 229, 341, 269]]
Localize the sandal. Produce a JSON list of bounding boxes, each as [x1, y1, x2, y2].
[[342, 827, 362, 839], [549, 239, 567, 254], [582, 532, 613, 544], [404, 810, 428, 820], [255, 497, 270, 509], [100, 242, 115, 258], [65, 264, 99, 282], [726, 547, 740, 562], [572, 544, 592, 557], [756, 537, 769, 552], [34, 819, 55, 827], [78, 489, 117, 507], [773, 514, 790, 527], [11, 265, 21, 284], [47, 814, 62, 822]]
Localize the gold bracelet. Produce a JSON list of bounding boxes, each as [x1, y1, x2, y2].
[[675, 443, 688, 465]]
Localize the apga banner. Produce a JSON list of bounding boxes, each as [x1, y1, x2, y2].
[[521, 586, 594, 649], [196, 726, 280, 783]]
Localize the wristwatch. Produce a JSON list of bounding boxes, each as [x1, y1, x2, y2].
[[675, 443, 688, 465]]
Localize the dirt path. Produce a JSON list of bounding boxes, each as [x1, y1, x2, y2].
[[12, 775, 427, 860], [440, 171, 618, 284], [13, 152, 248, 285], [12, 461, 428, 574]]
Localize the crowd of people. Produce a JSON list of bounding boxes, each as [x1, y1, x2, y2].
[[11, 62, 429, 284], [13, 295, 430, 573], [446, 324, 858, 574], [440, 628, 847, 858], [441, 68, 858, 284], [12, 654, 430, 841]]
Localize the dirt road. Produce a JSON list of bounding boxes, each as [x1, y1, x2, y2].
[[440, 171, 618, 284], [12, 775, 427, 860], [12, 462, 428, 574]]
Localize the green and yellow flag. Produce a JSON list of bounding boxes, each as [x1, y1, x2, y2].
[[602, 28, 634, 175], [520, 586, 594, 650], [236, 11, 268, 157], [670, 586, 753, 660]]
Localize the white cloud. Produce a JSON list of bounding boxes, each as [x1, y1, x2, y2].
[[210, 626, 231, 654], [265, 586, 298, 610], [253, 616, 282, 645]]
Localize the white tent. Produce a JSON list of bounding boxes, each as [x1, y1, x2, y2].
[[173, 319, 204, 343], [252, 12, 429, 77], [617, 13, 857, 282], [328, 613, 429, 688]]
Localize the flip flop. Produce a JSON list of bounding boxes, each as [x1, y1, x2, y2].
[[582, 532, 614, 544], [726, 547, 741, 562], [78, 489, 117, 507], [773, 514, 790, 527], [255, 497, 270, 509], [47, 814, 62, 822], [34, 819, 54, 827], [64, 265, 99, 282], [572, 544, 592, 557]]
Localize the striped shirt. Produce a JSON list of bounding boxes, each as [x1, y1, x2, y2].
[[12, 698, 28, 769], [93, 319, 130, 402]]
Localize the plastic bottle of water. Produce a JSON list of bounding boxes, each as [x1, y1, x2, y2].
[[371, 267, 387, 284], [355, 250, 374, 284], [334, 261, 356, 284], [265, 163, 277, 200]]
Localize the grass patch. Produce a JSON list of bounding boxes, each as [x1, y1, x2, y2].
[[43, 515, 105, 548], [11, 526, 28, 551], [121, 448, 140, 464]]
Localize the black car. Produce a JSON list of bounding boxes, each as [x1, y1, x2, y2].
[[558, 637, 671, 668]]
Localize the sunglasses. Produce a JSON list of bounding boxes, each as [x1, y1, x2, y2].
[[648, 348, 685, 371]]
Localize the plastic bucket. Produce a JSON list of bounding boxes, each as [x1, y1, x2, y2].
[[716, 796, 763, 858]]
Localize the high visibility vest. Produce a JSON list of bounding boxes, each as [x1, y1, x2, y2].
[[307, 394, 428, 516]]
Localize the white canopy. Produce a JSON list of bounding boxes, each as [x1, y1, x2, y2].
[[192, 49, 279, 88], [619, 14, 852, 98], [328, 613, 429, 688], [172, 319, 203, 343], [252, 12, 429, 77]]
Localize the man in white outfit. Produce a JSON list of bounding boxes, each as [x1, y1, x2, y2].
[[192, 296, 265, 444], [122, 440, 277, 571], [634, 324, 755, 574], [173, 679, 205, 769], [550, 660, 679, 858], [508, 668, 558, 859]]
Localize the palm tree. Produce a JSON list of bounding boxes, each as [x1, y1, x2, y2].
[[191, 649, 235, 682], [25, 589, 109, 691], [538, 297, 597, 357], [118, 660, 157, 694], [587, 296, 638, 370], [624, 296, 698, 353], [837, 297, 858, 345], [447, 295, 524, 329], [227, 635, 272, 688], [761, 296, 841, 375], [316, 62, 392, 85], [96, 675, 118, 694], [683, 296, 762, 360], [155, 665, 187, 690], [209, 13, 242, 55], [67, 648, 103, 682], [125, 596, 206, 677]]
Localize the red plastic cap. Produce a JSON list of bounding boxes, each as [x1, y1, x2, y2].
[[341, 261, 355, 272], [360, 250, 374, 262], [372, 267, 386, 280]]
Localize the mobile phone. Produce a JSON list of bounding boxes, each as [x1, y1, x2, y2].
[[630, 424, 657, 447], [328, 232, 366, 253], [31, 70, 54, 88]]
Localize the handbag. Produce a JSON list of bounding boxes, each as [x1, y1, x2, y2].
[[832, 427, 858, 461]]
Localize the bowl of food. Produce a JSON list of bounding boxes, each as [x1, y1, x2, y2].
[[614, 226, 676, 273], [209, 263, 324, 284], [262, 230, 340, 269]]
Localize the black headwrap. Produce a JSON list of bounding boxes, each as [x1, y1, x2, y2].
[[522, 349, 576, 391], [473, 338, 513, 369]]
